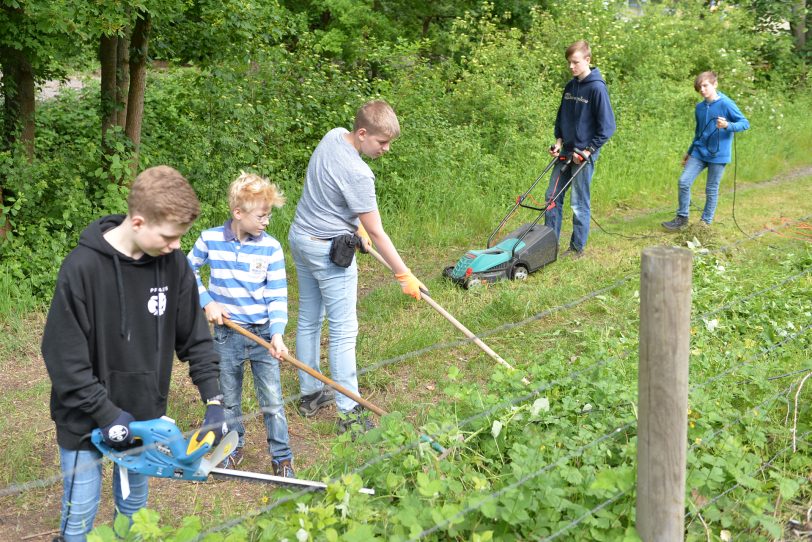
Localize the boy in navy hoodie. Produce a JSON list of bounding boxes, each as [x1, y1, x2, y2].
[[42, 166, 227, 541], [545, 40, 616, 259], [662, 71, 750, 231]]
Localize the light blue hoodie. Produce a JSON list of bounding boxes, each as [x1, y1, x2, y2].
[[687, 91, 749, 164]]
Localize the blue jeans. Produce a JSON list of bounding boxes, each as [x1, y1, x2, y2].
[[288, 231, 359, 413], [677, 155, 727, 224], [58, 447, 148, 541], [544, 157, 596, 252], [213, 323, 292, 462]]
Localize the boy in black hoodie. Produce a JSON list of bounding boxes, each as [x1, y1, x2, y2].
[[42, 166, 227, 541], [545, 40, 616, 259]]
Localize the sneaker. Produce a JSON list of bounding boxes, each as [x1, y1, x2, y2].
[[219, 447, 244, 469], [298, 388, 335, 417], [662, 215, 688, 232], [272, 459, 296, 478], [338, 405, 376, 436], [560, 248, 585, 260]]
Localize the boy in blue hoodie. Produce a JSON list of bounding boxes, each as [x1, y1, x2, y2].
[[662, 71, 750, 231], [545, 40, 616, 259]]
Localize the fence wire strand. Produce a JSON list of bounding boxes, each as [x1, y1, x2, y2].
[[2, 210, 809, 538]]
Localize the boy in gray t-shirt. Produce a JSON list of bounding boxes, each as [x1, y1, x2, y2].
[[288, 100, 423, 435]]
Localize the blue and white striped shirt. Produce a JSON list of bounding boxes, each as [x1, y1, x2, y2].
[[187, 220, 288, 336]]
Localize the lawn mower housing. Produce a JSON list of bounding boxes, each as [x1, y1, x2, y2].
[[443, 222, 558, 288]]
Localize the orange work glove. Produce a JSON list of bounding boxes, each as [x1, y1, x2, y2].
[[394, 270, 426, 300]]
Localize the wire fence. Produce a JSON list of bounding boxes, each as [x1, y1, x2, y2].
[[196, 236, 811, 539], [3, 210, 810, 540]]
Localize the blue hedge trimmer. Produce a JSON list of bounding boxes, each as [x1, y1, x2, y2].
[[91, 416, 374, 496]]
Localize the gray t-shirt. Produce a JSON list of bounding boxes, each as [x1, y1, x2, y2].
[[291, 128, 378, 239]]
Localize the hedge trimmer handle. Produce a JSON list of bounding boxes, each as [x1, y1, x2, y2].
[[91, 417, 213, 480]]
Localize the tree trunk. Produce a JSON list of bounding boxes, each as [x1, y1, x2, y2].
[[0, 45, 34, 240], [0, 47, 36, 159], [790, 0, 807, 52], [116, 33, 130, 127], [125, 10, 152, 181], [100, 33, 119, 157]]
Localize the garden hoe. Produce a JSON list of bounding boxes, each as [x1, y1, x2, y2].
[[222, 319, 446, 454], [363, 246, 531, 386], [91, 416, 375, 496]]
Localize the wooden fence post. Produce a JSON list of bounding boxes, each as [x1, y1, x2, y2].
[[637, 246, 692, 541]]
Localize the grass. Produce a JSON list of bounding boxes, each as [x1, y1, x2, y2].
[[0, 122, 811, 540]]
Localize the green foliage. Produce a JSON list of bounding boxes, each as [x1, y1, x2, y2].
[[1, 4, 811, 535], [76, 241, 806, 540], [151, 0, 304, 65]]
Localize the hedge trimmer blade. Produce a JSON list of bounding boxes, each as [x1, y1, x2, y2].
[[198, 431, 239, 476], [209, 467, 375, 494]]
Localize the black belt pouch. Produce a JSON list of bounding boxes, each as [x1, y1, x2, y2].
[[329, 234, 358, 268]]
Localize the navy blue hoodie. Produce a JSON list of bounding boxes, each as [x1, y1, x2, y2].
[[554, 67, 616, 158], [41, 215, 221, 450]]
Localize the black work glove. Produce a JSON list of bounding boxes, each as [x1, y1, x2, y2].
[[196, 399, 228, 446], [101, 410, 135, 449]]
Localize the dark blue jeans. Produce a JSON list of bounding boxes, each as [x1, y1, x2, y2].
[[544, 157, 596, 252], [213, 323, 292, 462]]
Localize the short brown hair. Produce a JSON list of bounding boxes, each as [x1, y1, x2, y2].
[[566, 40, 592, 61], [694, 71, 717, 91], [353, 100, 400, 139], [128, 165, 200, 224], [228, 171, 285, 211]]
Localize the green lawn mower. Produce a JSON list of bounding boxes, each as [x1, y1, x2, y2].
[[443, 150, 589, 289]]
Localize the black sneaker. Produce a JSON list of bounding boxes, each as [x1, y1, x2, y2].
[[338, 405, 376, 436], [272, 458, 296, 478], [298, 388, 335, 417], [662, 215, 688, 232]]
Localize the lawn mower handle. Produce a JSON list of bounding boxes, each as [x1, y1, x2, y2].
[[487, 155, 559, 249]]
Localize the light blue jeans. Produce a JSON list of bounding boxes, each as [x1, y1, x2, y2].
[[288, 231, 359, 413], [677, 155, 727, 224], [544, 156, 596, 252], [58, 447, 148, 541], [213, 323, 292, 461]]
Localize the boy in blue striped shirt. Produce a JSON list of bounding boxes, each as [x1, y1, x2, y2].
[[187, 172, 294, 477]]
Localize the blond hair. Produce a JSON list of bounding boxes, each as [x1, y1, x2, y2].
[[128, 165, 200, 224], [228, 171, 285, 211], [694, 71, 718, 91], [353, 100, 400, 139], [565, 40, 592, 61]]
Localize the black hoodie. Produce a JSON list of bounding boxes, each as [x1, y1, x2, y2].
[[42, 215, 221, 450]]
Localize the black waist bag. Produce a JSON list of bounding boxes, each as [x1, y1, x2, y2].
[[329, 233, 359, 268]]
